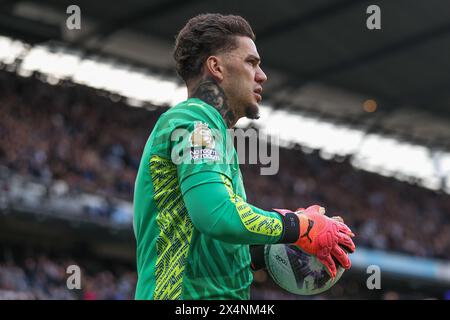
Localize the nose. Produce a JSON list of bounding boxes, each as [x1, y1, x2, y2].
[[255, 66, 267, 84]]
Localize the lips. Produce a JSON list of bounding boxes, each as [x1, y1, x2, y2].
[[254, 87, 263, 102]]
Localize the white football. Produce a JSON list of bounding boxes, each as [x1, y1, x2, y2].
[[264, 244, 346, 295]]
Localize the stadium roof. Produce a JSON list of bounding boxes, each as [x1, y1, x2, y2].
[[2, 0, 450, 188], [1, 0, 449, 116]]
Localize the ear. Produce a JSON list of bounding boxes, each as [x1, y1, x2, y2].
[[205, 56, 224, 82]]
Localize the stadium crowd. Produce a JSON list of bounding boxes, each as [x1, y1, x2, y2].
[[1, 70, 450, 299], [0, 247, 136, 300], [0, 246, 442, 300], [1, 70, 449, 260], [0, 70, 163, 201], [242, 148, 450, 260]]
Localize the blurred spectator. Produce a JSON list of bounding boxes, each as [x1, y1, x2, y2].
[[1, 70, 450, 259], [1, 69, 450, 299], [0, 249, 136, 300]]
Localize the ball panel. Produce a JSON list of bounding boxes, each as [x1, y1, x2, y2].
[[264, 244, 345, 296]]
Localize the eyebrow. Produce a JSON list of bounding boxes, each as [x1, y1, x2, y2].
[[246, 54, 261, 63]]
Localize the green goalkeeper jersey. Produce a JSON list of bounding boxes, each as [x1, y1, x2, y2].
[[133, 98, 283, 300]]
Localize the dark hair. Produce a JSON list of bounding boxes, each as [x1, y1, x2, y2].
[[173, 13, 255, 82]]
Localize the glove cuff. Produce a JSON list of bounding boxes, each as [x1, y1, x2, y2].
[[250, 245, 266, 271], [273, 209, 300, 244]]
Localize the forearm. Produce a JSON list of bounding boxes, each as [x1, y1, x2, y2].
[[183, 181, 282, 244], [181, 172, 299, 245]]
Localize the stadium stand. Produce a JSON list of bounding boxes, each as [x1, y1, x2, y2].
[[0, 245, 136, 300], [1, 70, 449, 299]]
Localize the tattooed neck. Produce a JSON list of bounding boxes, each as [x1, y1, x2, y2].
[[190, 78, 236, 128]]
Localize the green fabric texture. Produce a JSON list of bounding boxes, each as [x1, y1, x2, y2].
[[134, 98, 282, 300]]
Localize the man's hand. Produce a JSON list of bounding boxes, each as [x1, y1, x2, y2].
[[275, 205, 355, 278]]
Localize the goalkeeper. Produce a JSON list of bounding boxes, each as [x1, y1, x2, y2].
[[133, 13, 355, 300]]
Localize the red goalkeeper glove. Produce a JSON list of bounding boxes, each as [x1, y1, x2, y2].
[[274, 205, 355, 278]]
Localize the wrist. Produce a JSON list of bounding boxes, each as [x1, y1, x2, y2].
[[273, 209, 300, 243]]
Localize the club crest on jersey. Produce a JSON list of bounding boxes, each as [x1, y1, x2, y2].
[[189, 122, 220, 161]]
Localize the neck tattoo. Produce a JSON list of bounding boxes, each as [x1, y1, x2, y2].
[[191, 78, 236, 128]]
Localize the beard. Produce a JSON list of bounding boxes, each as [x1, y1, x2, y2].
[[245, 103, 260, 120]]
